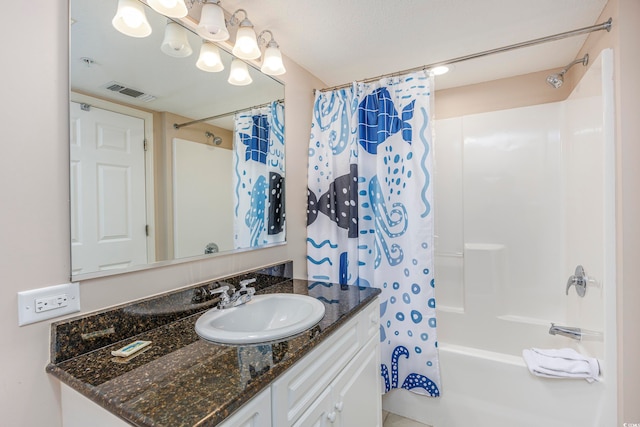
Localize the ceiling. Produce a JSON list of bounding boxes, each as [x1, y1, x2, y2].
[[218, 0, 609, 89], [70, 0, 609, 126]]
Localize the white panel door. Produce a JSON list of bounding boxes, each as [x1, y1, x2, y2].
[[70, 102, 147, 274]]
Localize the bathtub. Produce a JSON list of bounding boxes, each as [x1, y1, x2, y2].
[[382, 342, 615, 427]]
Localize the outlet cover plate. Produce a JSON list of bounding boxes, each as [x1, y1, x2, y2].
[[18, 282, 81, 326]]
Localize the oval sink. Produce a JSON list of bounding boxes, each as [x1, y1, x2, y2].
[[195, 294, 326, 345]]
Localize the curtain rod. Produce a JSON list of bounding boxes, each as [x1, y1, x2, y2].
[[319, 18, 612, 93], [173, 99, 284, 129]]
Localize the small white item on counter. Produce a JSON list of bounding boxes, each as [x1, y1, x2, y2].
[[111, 340, 152, 358], [522, 347, 600, 383]]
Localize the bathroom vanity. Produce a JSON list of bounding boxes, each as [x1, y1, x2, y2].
[[47, 263, 382, 426]]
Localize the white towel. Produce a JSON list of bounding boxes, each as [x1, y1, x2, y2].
[[522, 348, 600, 383]]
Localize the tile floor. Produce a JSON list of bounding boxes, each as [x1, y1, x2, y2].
[[382, 411, 433, 427]]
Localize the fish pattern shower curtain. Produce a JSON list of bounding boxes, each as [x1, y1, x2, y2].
[[233, 101, 285, 248], [307, 71, 441, 396]]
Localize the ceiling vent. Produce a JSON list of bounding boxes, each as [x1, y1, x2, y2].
[[101, 81, 156, 102]]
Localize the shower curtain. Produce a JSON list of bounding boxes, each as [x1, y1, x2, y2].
[[307, 71, 441, 396], [233, 101, 285, 248]]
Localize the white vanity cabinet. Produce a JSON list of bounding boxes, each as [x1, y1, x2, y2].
[[291, 337, 380, 427], [272, 299, 381, 427], [328, 335, 381, 426], [59, 298, 380, 427]]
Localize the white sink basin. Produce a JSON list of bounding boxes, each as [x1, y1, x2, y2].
[[195, 294, 326, 345]]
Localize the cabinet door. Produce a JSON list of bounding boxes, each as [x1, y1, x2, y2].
[[218, 388, 272, 427], [61, 384, 130, 427], [332, 336, 382, 427], [271, 312, 362, 426], [291, 386, 334, 427]]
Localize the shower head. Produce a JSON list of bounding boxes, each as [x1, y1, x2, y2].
[[205, 131, 222, 145], [546, 53, 589, 89], [546, 72, 564, 89]]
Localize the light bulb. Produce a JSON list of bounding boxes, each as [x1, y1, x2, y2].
[[261, 43, 286, 75], [196, 43, 224, 72], [161, 21, 192, 58], [228, 58, 252, 85], [112, 0, 152, 38], [148, 0, 188, 18], [232, 21, 260, 60], [197, 1, 229, 41], [123, 13, 142, 28]]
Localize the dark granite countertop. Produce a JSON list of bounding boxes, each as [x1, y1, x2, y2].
[[46, 262, 380, 427]]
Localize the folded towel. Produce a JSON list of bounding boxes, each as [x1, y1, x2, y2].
[[522, 348, 600, 383]]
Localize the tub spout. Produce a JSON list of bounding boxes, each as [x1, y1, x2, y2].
[[549, 323, 582, 341]]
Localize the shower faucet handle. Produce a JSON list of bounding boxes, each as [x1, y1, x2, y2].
[[566, 265, 587, 297]]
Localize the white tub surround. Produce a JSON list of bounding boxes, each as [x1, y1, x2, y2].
[[384, 49, 616, 426]]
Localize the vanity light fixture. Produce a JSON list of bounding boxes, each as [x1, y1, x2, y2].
[[228, 58, 253, 86], [229, 10, 261, 60], [112, 0, 287, 80], [197, 0, 229, 41], [112, 0, 152, 38], [147, 0, 188, 18], [196, 42, 224, 72], [257, 30, 286, 76], [161, 20, 193, 57]]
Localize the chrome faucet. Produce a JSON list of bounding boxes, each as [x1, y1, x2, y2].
[[227, 278, 256, 308], [549, 323, 582, 341], [208, 278, 256, 309]]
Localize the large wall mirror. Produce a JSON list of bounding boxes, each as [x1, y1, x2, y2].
[[69, 0, 286, 280]]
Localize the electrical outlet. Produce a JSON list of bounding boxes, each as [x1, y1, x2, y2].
[[35, 294, 69, 313], [18, 283, 80, 326]]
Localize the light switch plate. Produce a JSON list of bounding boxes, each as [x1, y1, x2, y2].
[[18, 282, 81, 326]]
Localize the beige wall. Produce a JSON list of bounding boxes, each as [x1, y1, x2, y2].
[[610, 0, 640, 422], [435, 69, 570, 118], [0, 1, 321, 426], [1, 1, 638, 427]]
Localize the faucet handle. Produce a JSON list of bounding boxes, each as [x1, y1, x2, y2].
[[237, 278, 256, 300], [209, 285, 231, 305], [566, 265, 587, 297], [239, 278, 256, 290]]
